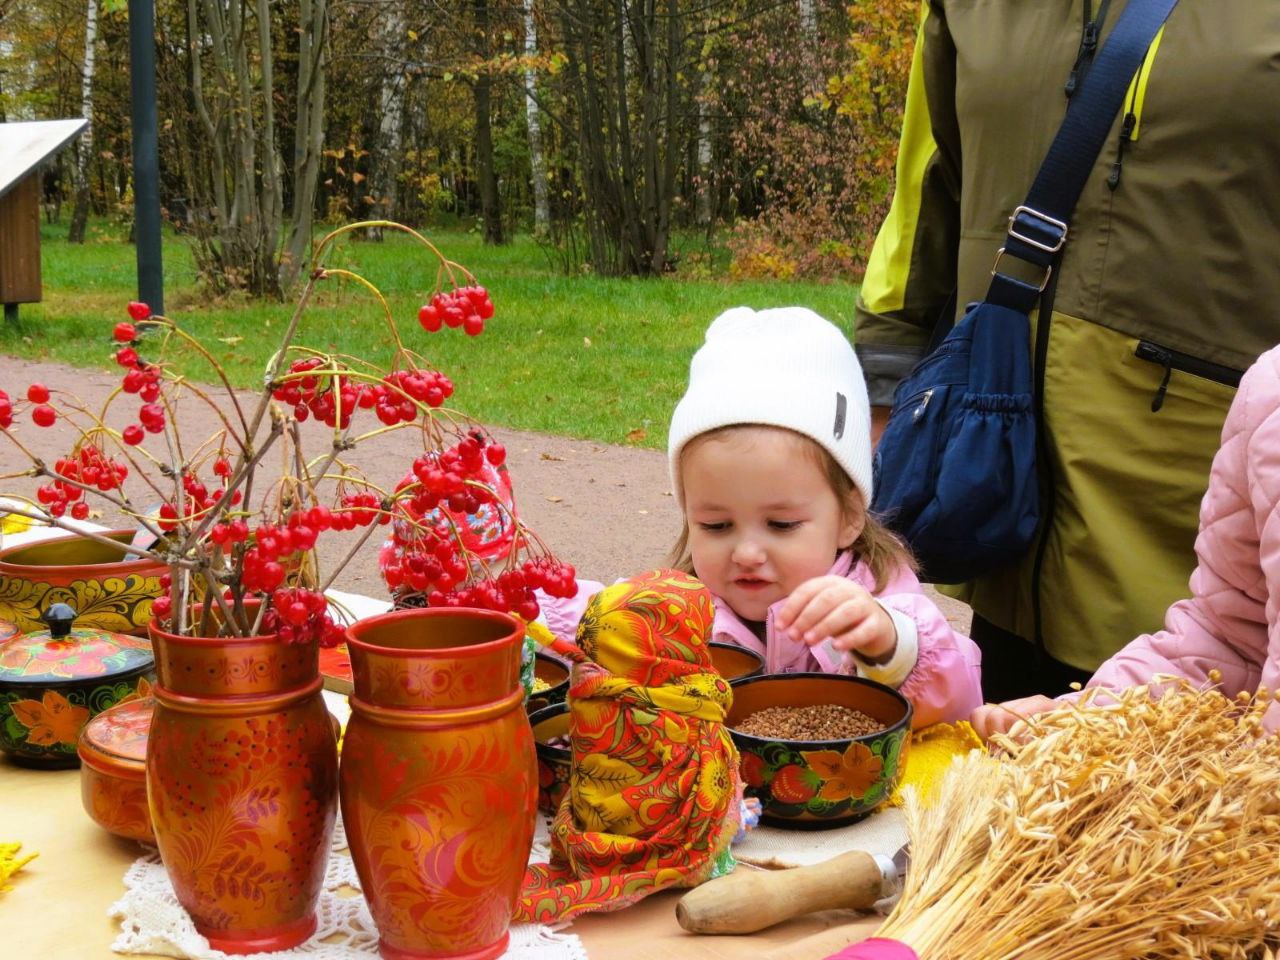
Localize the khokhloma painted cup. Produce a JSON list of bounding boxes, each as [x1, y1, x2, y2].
[[340, 607, 537, 960]]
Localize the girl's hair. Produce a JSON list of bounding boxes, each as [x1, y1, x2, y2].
[[667, 426, 918, 592]]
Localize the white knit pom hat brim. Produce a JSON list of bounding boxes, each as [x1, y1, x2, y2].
[[668, 306, 872, 509]]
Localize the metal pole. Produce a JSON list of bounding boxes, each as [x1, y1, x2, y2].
[[4, 304, 17, 324], [127, 0, 164, 314]]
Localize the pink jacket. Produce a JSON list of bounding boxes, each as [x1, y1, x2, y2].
[[1086, 345, 1280, 731], [538, 554, 982, 730], [708, 552, 982, 730]]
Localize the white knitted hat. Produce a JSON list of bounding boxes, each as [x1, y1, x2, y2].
[[668, 306, 872, 508]]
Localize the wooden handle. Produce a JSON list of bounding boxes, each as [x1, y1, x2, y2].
[[675, 849, 886, 935]]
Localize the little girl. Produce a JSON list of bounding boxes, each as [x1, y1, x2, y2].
[[972, 343, 1280, 740], [666, 306, 982, 729]]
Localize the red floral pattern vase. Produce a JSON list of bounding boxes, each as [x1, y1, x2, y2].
[[146, 616, 338, 954], [341, 608, 537, 960]]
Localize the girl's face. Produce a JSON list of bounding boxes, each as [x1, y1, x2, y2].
[[681, 427, 862, 624]]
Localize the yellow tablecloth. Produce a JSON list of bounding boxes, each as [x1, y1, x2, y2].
[[0, 760, 878, 959]]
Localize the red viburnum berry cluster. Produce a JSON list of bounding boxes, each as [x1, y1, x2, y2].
[[398, 432, 507, 518], [112, 306, 167, 445], [153, 463, 245, 533], [402, 558, 578, 621], [417, 285, 494, 336], [36, 445, 130, 519], [261, 588, 345, 647], [271, 360, 456, 429], [26, 382, 56, 427], [382, 429, 576, 620]]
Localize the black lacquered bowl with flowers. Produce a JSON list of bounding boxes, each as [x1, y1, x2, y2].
[[726, 673, 912, 829]]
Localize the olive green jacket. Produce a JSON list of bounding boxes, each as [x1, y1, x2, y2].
[[856, 0, 1280, 671]]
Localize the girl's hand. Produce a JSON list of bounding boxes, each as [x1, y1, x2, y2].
[[775, 575, 897, 660], [970, 695, 1058, 741]]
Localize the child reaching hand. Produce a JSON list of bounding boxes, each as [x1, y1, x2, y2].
[[667, 306, 982, 729]]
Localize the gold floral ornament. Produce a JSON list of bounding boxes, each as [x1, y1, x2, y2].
[[0, 220, 574, 644], [801, 740, 884, 801], [10, 689, 90, 747]]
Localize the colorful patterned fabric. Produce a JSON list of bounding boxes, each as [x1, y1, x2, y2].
[[515, 568, 741, 922]]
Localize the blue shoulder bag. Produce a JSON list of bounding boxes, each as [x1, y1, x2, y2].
[[869, 0, 1181, 584]]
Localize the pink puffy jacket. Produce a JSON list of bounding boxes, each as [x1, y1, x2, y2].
[[1087, 345, 1280, 731]]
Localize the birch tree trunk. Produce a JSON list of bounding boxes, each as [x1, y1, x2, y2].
[[68, 0, 99, 244], [368, 1, 407, 241], [798, 0, 817, 40], [523, 0, 550, 235], [695, 66, 713, 227]]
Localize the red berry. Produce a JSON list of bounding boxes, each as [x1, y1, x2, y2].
[[127, 302, 151, 321], [71, 502, 89, 520], [26, 383, 49, 403], [116, 346, 139, 368], [122, 424, 144, 445], [31, 404, 55, 427], [114, 322, 137, 342], [485, 443, 506, 466], [463, 315, 484, 337], [418, 304, 443, 333]]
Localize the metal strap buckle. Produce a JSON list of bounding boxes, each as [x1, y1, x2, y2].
[[1007, 205, 1068, 253], [991, 248, 1053, 293]]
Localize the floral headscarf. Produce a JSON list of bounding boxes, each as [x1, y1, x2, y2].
[[515, 568, 741, 922]]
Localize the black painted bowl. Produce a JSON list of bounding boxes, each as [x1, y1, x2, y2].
[[528, 701, 571, 816], [727, 673, 912, 829]]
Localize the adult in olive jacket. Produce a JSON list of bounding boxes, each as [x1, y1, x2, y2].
[[855, 0, 1280, 701]]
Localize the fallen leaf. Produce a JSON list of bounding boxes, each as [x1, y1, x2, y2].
[[546, 496, 564, 503], [540, 453, 566, 461], [626, 428, 647, 443], [218, 336, 244, 346], [638, 510, 649, 515], [583, 337, 593, 348]]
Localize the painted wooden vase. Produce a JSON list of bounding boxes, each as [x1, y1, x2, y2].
[[146, 616, 339, 954], [341, 608, 537, 960], [0, 603, 153, 767], [0, 531, 166, 636]]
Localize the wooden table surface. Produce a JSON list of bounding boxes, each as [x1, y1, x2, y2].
[[1, 760, 879, 959]]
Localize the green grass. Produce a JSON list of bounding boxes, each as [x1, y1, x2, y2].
[[4, 219, 860, 450]]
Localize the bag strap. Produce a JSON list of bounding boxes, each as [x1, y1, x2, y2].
[[985, 0, 1180, 313]]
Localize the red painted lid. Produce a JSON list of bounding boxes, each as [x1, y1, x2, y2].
[[78, 696, 152, 770], [0, 627, 153, 685]]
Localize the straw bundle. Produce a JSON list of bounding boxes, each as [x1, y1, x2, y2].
[[876, 677, 1280, 960]]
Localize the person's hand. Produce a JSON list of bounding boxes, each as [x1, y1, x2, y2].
[[970, 695, 1058, 741], [775, 576, 897, 660]]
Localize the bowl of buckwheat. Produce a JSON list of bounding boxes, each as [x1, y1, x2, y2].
[[726, 673, 912, 828]]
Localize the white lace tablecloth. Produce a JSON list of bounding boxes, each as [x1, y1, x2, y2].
[[108, 818, 586, 960]]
